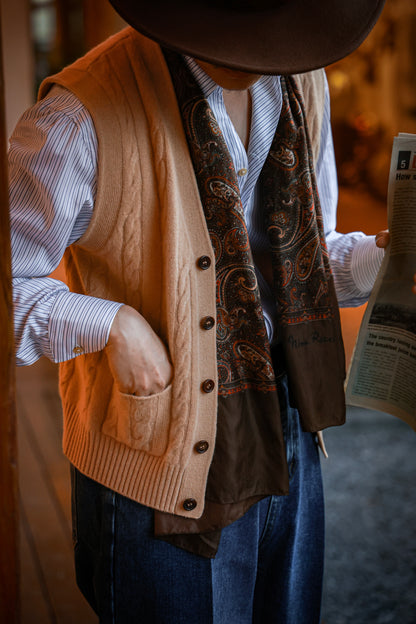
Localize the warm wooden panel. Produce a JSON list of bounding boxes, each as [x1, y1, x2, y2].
[[0, 7, 19, 623], [83, 0, 126, 49], [17, 360, 98, 624], [20, 504, 54, 624]]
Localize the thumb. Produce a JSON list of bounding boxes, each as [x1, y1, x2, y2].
[[375, 230, 390, 249]]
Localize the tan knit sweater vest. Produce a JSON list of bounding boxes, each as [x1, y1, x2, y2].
[[39, 27, 325, 518]]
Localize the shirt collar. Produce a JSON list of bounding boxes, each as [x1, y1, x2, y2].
[[183, 56, 280, 105], [183, 55, 220, 98]]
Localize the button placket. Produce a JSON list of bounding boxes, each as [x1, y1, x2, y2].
[[187, 245, 216, 516]]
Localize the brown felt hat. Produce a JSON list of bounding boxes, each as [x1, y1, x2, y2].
[[109, 0, 386, 74]]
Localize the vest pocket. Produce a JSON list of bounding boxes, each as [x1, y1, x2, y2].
[[102, 383, 172, 456]]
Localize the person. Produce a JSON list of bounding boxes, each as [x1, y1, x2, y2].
[[9, 1, 392, 622]]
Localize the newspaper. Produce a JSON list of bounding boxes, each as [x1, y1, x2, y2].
[[345, 133, 416, 431]]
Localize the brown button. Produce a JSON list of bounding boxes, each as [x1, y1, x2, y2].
[[195, 440, 209, 454], [201, 379, 215, 393], [197, 256, 211, 270], [238, 167, 248, 176], [201, 316, 215, 330], [183, 498, 197, 511], [72, 345, 84, 355]]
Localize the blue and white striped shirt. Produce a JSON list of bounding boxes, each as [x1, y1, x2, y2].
[[10, 61, 383, 366]]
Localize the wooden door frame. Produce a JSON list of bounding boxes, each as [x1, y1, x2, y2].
[[0, 7, 19, 622], [0, 5, 125, 619]]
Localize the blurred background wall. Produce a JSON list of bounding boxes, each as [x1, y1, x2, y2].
[[328, 0, 416, 202], [1, 0, 125, 138]]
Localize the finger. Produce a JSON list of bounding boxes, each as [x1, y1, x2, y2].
[[375, 230, 389, 248], [131, 360, 173, 397]]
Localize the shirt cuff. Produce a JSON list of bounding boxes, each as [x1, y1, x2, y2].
[[47, 291, 123, 363], [350, 235, 385, 297]]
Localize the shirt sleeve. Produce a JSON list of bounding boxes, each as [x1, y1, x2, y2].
[[10, 89, 122, 366], [316, 75, 384, 308]]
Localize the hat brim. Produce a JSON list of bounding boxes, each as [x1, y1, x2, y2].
[[109, 0, 386, 75]]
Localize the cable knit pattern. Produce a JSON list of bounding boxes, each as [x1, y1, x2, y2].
[[170, 265, 194, 459], [38, 27, 325, 517]]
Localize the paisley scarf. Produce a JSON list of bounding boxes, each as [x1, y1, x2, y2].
[[154, 51, 347, 557], [165, 51, 346, 431]]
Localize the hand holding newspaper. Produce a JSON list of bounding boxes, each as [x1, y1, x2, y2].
[[346, 133, 416, 430]]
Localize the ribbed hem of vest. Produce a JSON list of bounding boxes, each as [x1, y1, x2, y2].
[[63, 409, 186, 515]]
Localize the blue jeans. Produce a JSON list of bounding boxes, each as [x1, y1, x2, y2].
[[71, 377, 324, 623]]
